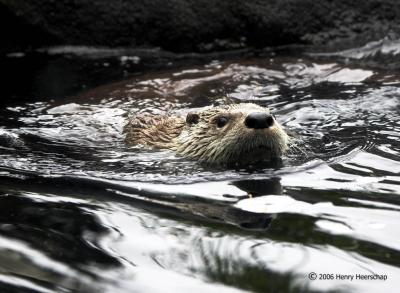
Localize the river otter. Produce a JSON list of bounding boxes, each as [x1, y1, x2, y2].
[[123, 103, 289, 165]]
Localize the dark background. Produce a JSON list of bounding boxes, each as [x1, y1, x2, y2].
[[1, 0, 399, 54]]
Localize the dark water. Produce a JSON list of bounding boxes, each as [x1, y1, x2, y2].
[[0, 41, 399, 292]]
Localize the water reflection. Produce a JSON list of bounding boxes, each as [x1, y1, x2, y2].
[[0, 191, 119, 292], [0, 47, 400, 292]]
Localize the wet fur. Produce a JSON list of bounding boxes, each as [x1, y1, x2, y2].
[[124, 103, 289, 165]]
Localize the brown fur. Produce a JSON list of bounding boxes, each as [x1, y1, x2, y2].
[[124, 103, 289, 165], [124, 115, 185, 148]]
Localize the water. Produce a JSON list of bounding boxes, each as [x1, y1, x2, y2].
[[0, 41, 400, 292]]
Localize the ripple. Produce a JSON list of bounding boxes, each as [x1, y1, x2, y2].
[[1, 52, 400, 292]]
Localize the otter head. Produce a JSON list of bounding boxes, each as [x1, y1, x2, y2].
[[175, 103, 289, 165]]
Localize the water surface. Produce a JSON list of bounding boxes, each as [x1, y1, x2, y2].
[[1, 42, 400, 292]]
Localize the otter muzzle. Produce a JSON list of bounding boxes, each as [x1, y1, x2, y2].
[[245, 112, 274, 129]]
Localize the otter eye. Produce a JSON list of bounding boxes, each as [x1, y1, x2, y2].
[[216, 116, 228, 128], [186, 112, 200, 125]]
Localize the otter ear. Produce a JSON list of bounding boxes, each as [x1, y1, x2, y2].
[[186, 112, 200, 125]]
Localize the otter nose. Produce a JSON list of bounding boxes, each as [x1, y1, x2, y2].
[[245, 112, 274, 129]]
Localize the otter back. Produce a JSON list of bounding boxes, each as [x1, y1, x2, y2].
[[123, 115, 185, 148]]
